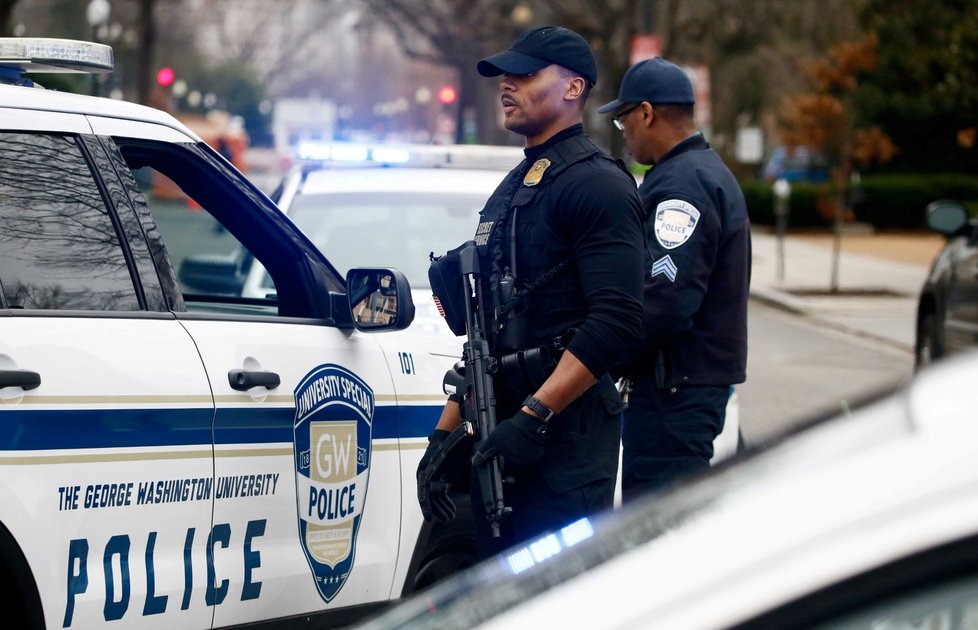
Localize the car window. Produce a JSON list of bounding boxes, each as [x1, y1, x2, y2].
[[0, 132, 139, 311], [815, 572, 978, 629], [131, 165, 265, 293], [115, 140, 288, 316], [286, 191, 481, 289]]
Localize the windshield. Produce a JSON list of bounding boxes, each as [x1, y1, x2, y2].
[[280, 191, 483, 289]]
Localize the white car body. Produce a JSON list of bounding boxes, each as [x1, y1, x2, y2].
[[0, 41, 463, 629], [364, 350, 978, 629]]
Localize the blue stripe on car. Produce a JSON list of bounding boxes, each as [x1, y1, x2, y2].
[[0, 405, 440, 450]]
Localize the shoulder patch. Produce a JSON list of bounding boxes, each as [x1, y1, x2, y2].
[[653, 199, 700, 249], [523, 158, 551, 186]]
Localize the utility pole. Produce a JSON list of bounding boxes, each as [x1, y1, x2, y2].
[[135, 0, 156, 105]]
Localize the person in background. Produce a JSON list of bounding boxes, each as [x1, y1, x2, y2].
[[599, 57, 751, 501]]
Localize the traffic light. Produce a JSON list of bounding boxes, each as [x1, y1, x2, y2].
[[156, 66, 175, 87], [437, 85, 457, 105]]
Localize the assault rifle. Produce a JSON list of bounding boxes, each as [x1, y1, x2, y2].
[[425, 240, 510, 537]]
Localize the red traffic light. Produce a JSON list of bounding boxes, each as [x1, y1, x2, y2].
[[437, 85, 457, 105], [156, 67, 175, 87]]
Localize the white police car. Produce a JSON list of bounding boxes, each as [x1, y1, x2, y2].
[[363, 350, 978, 629], [0, 38, 469, 629], [243, 142, 526, 339], [253, 142, 742, 464]]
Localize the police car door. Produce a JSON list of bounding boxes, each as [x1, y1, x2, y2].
[[95, 123, 403, 626], [0, 117, 215, 629]]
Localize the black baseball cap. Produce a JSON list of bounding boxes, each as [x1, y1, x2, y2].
[[477, 26, 598, 85], [597, 57, 695, 114]]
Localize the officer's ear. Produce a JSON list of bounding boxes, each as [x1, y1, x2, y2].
[[564, 75, 587, 103], [639, 102, 655, 127]]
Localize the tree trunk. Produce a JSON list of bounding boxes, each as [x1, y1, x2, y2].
[[135, 0, 156, 106], [0, 0, 17, 36]]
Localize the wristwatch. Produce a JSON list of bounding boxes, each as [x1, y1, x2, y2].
[[522, 395, 555, 423]]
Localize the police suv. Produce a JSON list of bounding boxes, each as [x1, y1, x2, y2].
[[0, 39, 467, 629]]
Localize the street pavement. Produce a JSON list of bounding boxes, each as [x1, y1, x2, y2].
[[749, 228, 930, 354]]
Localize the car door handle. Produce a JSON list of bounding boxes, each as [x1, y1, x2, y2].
[[228, 369, 280, 391], [0, 369, 41, 391]]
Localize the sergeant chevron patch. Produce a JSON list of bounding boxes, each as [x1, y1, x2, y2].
[[650, 255, 678, 282]]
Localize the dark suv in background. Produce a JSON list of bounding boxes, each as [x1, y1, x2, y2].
[[915, 200, 978, 368]]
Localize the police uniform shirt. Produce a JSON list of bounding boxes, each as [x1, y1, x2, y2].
[[637, 131, 750, 386], [473, 125, 645, 494], [481, 124, 645, 380]]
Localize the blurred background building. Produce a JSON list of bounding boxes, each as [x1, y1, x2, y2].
[[5, 0, 977, 184]]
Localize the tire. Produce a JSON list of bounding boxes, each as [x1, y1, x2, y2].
[[402, 491, 479, 596], [915, 312, 942, 371], [0, 522, 45, 630], [412, 542, 479, 592]]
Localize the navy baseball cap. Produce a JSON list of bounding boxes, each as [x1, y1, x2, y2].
[[597, 57, 694, 114], [477, 26, 598, 85]]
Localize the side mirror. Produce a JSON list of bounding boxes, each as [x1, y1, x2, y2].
[[346, 268, 415, 332], [925, 200, 969, 236], [179, 254, 246, 295]]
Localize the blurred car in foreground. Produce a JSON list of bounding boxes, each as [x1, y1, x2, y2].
[[915, 199, 977, 368], [361, 350, 978, 629]]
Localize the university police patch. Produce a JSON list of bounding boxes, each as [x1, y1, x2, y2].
[[293, 364, 374, 602], [653, 199, 700, 249]]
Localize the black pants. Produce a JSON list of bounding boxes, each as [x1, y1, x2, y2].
[[470, 467, 614, 559], [469, 375, 621, 558], [621, 375, 728, 503]]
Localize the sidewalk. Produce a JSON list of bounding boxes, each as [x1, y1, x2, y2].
[[749, 228, 934, 353]]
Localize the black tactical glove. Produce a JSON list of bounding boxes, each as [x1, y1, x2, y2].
[[418, 479, 456, 523], [417, 429, 450, 480], [417, 430, 457, 522], [473, 410, 546, 469]]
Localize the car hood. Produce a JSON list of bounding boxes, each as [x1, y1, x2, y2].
[[360, 350, 978, 629]]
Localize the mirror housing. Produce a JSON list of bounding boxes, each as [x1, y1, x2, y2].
[[925, 200, 969, 236], [346, 268, 415, 332]]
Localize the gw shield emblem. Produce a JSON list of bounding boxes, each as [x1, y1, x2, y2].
[[653, 199, 700, 249], [293, 364, 374, 602]]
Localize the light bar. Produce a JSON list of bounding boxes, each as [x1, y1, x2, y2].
[[371, 147, 411, 164], [329, 144, 369, 162], [501, 517, 595, 575], [296, 141, 524, 170], [0, 38, 114, 74]]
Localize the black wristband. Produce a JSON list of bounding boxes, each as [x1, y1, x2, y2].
[[522, 395, 555, 423]]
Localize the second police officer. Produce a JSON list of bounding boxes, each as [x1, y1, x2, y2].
[[599, 57, 751, 501], [418, 26, 645, 556]]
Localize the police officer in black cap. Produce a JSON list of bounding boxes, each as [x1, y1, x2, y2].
[[417, 26, 645, 555], [599, 57, 751, 501]]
